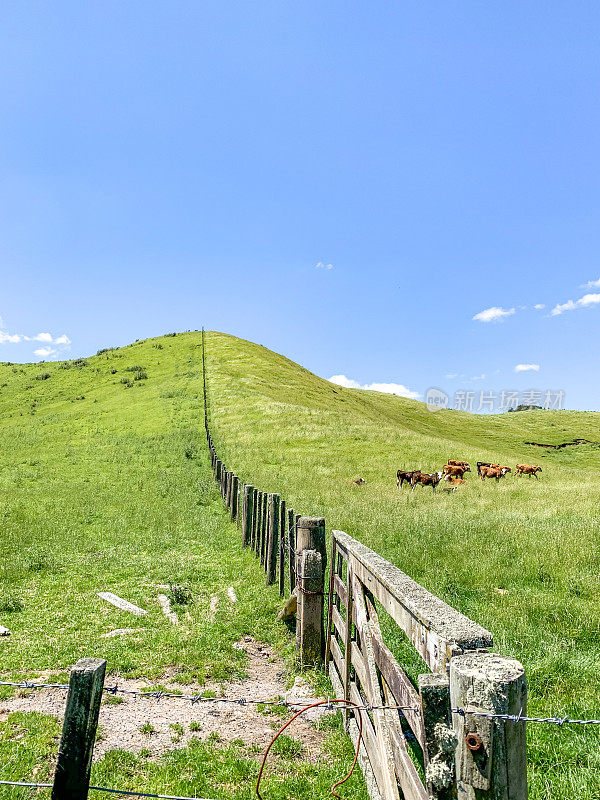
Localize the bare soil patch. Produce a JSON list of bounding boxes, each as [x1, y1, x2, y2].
[[0, 637, 331, 762]]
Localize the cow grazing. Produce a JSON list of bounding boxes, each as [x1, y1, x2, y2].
[[476, 461, 500, 476], [447, 460, 470, 469], [411, 471, 443, 493], [515, 464, 542, 478], [480, 466, 511, 482], [397, 469, 421, 489], [350, 477, 366, 486], [443, 464, 471, 479]]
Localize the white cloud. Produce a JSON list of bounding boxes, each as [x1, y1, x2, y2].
[[0, 332, 22, 343], [329, 374, 420, 399], [445, 373, 458, 379], [515, 363, 540, 372], [315, 262, 333, 270], [0, 316, 71, 349], [533, 304, 545, 310], [470, 374, 486, 381], [34, 346, 57, 358], [582, 278, 600, 289], [551, 292, 600, 316], [472, 306, 515, 323]]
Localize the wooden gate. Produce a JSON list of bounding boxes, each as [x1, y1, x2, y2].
[[325, 529, 494, 800]]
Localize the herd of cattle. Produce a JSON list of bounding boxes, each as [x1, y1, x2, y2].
[[393, 460, 543, 492]]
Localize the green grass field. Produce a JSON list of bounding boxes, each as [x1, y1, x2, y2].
[[0, 333, 366, 800], [203, 330, 600, 799]]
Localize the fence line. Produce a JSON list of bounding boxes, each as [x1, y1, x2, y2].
[[200, 330, 530, 800]]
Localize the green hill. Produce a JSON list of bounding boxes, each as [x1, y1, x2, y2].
[[0, 332, 366, 800], [204, 330, 600, 800], [2, 329, 600, 798]]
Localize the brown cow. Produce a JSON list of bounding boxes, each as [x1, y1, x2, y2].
[[515, 464, 542, 478], [442, 476, 466, 493], [480, 466, 511, 482], [447, 460, 470, 469], [350, 477, 366, 486], [476, 461, 501, 476], [397, 469, 421, 489], [411, 471, 443, 493], [443, 464, 471, 479]]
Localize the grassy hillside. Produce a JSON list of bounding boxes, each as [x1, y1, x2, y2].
[[205, 330, 600, 800], [0, 333, 366, 800]]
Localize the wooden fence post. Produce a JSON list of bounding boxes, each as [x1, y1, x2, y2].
[[230, 475, 239, 522], [278, 499, 286, 596], [295, 517, 327, 663], [287, 508, 296, 594], [266, 493, 280, 586], [450, 652, 527, 800], [419, 673, 454, 799], [296, 550, 323, 665], [242, 485, 254, 547], [215, 459, 222, 485], [251, 488, 258, 551], [260, 493, 268, 567], [52, 657, 106, 800]]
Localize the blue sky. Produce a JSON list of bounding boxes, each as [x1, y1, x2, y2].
[[1, 2, 599, 411]]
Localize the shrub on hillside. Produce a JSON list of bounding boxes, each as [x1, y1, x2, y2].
[[168, 584, 194, 606], [35, 373, 51, 380], [133, 370, 147, 381]]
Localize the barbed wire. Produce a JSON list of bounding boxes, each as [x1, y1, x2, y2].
[[5, 680, 600, 726], [0, 780, 217, 800], [0, 680, 416, 713]]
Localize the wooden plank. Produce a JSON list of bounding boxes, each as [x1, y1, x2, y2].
[[351, 641, 368, 694], [333, 529, 492, 673], [332, 606, 346, 641], [331, 663, 383, 800], [334, 574, 348, 607], [98, 593, 147, 616], [330, 633, 345, 679], [364, 593, 425, 749], [351, 573, 401, 800], [349, 682, 389, 796], [387, 723, 428, 800], [52, 658, 106, 800]]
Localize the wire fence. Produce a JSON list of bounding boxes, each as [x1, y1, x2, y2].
[[3, 679, 600, 726]]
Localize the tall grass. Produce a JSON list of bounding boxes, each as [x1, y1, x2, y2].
[[204, 330, 600, 800]]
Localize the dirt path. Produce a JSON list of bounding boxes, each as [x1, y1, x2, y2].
[[0, 637, 332, 762]]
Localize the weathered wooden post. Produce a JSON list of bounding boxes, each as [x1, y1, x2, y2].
[[288, 509, 296, 593], [52, 657, 106, 800], [419, 674, 454, 799], [230, 475, 239, 522], [450, 652, 527, 800], [278, 499, 286, 595], [260, 493, 268, 567], [215, 458, 222, 485], [295, 517, 327, 663], [242, 485, 254, 547], [266, 493, 280, 586], [296, 549, 323, 665], [251, 488, 258, 551], [225, 471, 232, 507], [254, 492, 262, 556]]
